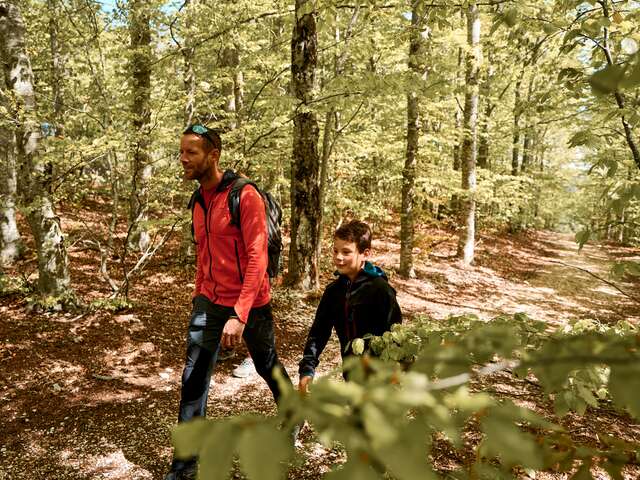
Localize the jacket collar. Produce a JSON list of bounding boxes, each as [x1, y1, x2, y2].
[[334, 261, 388, 284]]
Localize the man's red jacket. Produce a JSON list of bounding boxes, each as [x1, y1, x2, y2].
[[192, 173, 269, 324]]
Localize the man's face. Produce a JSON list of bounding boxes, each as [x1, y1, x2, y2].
[[179, 134, 217, 181], [332, 237, 370, 280]]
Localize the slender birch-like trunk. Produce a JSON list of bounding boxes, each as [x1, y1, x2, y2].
[[0, 73, 22, 266], [457, 1, 481, 266], [0, 2, 71, 297]]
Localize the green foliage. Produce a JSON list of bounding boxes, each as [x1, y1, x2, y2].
[[88, 297, 133, 312], [0, 273, 32, 297], [173, 314, 640, 479]]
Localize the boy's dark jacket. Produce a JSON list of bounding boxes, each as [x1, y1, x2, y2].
[[298, 261, 402, 378]]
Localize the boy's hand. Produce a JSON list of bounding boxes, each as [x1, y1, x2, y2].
[[222, 316, 245, 349], [299, 375, 313, 395]]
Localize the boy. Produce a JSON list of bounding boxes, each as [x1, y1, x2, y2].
[[298, 220, 402, 393]]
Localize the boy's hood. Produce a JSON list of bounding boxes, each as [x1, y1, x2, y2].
[[335, 261, 388, 282]]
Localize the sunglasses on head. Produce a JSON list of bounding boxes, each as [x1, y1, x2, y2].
[[184, 124, 217, 146]]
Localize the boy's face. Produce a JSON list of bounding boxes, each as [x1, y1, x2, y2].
[[333, 237, 370, 280]]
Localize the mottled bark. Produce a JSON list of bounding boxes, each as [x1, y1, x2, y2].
[[400, 1, 427, 279], [128, 0, 152, 253], [457, 1, 480, 266], [0, 2, 71, 296], [287, 0, 320, 290], [0, 74, 22, 266]]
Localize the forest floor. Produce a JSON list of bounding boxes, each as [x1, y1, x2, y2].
[[1, 208, 640, 480]]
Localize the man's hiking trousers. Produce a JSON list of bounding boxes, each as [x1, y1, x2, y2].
[[170, 296, 291, 473]]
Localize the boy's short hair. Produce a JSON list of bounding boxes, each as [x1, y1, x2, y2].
[[334, 220, 372, 253]]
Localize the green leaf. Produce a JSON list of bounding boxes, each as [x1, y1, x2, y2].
[[503, 8, 518, 27], [362, 403, 398, 448], [589, 64, 626, 95], [198, 422, 237, 480], [609, 363, 640, 418], [172, 418, 211, 460], [571, 460, 594, 479], [375, 422, 436, 480], [480, 415, 545, 469], [238, 422, 292, 480], [352, 338, 365, 355], [575, 229, 591, 249]]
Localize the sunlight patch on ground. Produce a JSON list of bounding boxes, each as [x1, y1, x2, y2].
[[59, 448, 152, 480]]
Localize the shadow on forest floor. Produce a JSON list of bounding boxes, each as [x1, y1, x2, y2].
[[1, 208, 640, 479]]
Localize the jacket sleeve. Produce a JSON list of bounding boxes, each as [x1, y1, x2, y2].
[[299, 289, 334, 378], [233, 186, 268, 323], [379, 281, 402, 329]]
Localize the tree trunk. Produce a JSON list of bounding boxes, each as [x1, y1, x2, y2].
[[400, 0, 427, 279], [0, 2, 71, 298], [221, 46, 241, 131], [287, 0, 320, 290], [0, 72, 22, 266], [599, 0, 640, 170], [477, 53, 494, 169], [128, 0, 152, 253], [452, 44, 463, 171], [457, 1, 480, 266], [511, 66, 525, 176]]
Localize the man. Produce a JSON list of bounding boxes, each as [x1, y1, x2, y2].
[[165, 124, 292, 480]]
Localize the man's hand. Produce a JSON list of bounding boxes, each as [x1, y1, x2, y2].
[[298, 375, 313, 395], [222, 316, 245, 349]]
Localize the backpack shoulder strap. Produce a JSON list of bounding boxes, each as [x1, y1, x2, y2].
[[228, 178, 259, 228], [187, 187, 206, 243]]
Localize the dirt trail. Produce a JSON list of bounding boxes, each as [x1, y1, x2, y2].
[[388, 230, 640, 325], [1, 229, 639, 479]]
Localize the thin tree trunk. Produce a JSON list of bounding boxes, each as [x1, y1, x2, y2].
[[511, 66, 525, 176], [453, 43, 463, 171], [287, 0, 321, 290], [400, 0, 427, 279], [599, 0, 640, 170], [477, 53, 494, 169], [221, 46, 241, 131], [0, 73, 22, 266], [0, 2, 71, 298], [128, 0, 152, 253], [457, 1, 480, 266]]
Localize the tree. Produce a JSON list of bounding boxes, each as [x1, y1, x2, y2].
[[287, 0, 321, 291], [457, 1, 480, 266], [0, 72, 22, 266], [0, 1, 71, 299], [127, 0, 152, 253], [400, 0, 427, 279]]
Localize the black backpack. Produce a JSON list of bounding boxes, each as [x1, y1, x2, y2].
[[188, 171, 283, 278]]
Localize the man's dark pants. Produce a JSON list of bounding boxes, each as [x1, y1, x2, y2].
[[170, 295, 292, 472]]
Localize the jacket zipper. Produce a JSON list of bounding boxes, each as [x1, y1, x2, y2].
[[204, 192, 218, 303], [345, 280, 356, 341]]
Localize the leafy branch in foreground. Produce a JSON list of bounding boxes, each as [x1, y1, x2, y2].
[[173, 314, 640, 480]]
